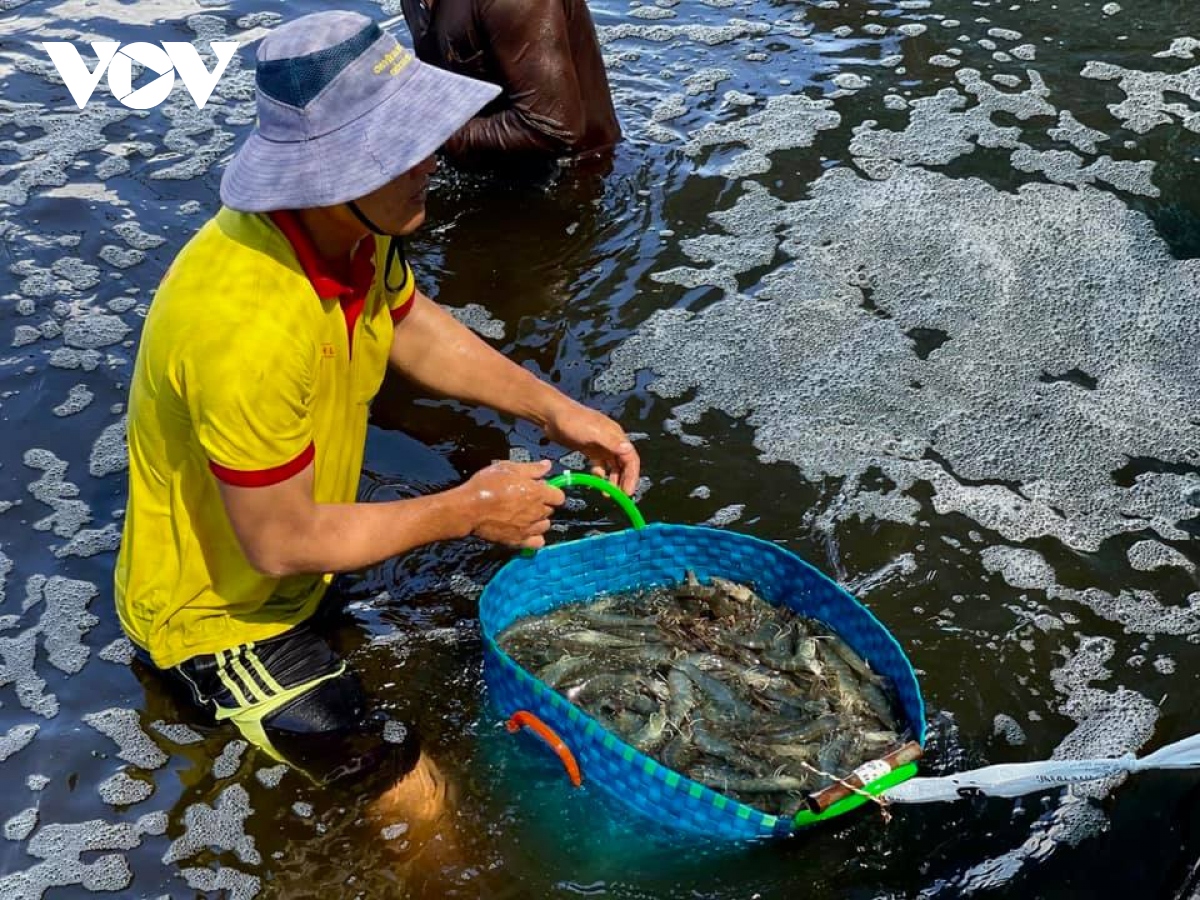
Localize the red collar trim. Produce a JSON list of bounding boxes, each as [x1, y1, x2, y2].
[[268, 210, 375, 302]]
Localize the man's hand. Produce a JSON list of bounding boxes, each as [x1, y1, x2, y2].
[[459, 460, 566, 549], [541, 399, 641, 496]]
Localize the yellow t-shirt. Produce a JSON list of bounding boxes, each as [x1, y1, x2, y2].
[[115, 207, 416, 668]]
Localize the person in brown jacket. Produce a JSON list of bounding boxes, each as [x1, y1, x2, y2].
[[401, 0, 622, 163]]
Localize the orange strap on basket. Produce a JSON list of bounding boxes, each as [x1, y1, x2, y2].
[[506, 710, 583, 788]]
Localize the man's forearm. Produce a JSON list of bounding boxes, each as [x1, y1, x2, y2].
[[445, 109, 568, 160], [241, 488, 475, 578], [390, 291, 570, 428]]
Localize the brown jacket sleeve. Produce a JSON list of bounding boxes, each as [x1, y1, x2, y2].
[[445, 0, 587, 158]]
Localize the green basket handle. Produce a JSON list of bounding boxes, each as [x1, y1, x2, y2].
[[521, 471, 646, 557]]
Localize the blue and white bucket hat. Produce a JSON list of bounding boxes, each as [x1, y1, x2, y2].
[[221, 11, 500, 212]]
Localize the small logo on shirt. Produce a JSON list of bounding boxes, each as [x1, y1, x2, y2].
[[321, 343, 336, 359]]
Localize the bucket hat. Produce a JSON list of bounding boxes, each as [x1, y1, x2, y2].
[[220, 10, 500, 212]]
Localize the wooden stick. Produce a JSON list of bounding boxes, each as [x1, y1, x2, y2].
[[803, 741, 924, 815]]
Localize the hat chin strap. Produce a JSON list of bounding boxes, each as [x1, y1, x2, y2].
[[346, 200, 410, 293]]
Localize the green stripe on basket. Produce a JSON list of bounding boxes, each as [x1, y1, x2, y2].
[[713, 795, 727, 810], [688, 783, 703, 799], [665, 771, 680, 789], [622, 747, 635, 762], [642, 758, 657, 776], [736, 805, 751, 820]]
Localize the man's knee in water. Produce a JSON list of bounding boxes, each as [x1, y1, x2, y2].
[[262, 672, 423, 791]]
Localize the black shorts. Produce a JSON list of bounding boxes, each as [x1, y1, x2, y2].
[[152, 619, 419, 788]]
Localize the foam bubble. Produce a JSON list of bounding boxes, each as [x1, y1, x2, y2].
[[179, 866, 262, 900], [163, 784, 259, 865], [213, 739, 248, 780], [0, 812, 165, 900], [444, 302, 506, 340], [1127, 539, 1195, 573], [255, 765, 288, 789], [38, 576, 98, 673], [1009, 146, 1158, 197], [0, 629, 58, 717], [95, 638, 133, 666], [83, 708, 168, 769], [24, 449, 91, 538], [150, 720, 204, 745], [89, 417, 128, 478], [684, 68, 733, 96], [0, 723, 38, 762], [704, 503, 745, 526], [1081, 56, 1200, 136], [992, 713, 1028, 746], [980, 547, 1057, 590], [51, 384, 94, 418], [97, 770, 154, 807], [599, 168, 1200, 554], [683, 93, 841, 177]]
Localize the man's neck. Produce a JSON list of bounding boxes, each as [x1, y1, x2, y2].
[[295, 207, 369, 278]]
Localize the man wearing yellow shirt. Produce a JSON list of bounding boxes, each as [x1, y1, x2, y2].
[[114, 10, 639, 826]]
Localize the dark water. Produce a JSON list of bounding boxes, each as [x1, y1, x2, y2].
[[2, 0, 1200, 897]]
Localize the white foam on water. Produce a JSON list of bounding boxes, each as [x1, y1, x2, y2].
[[928, 636, 1157, 895], [684, 67, 733, 96], [254, 765, 288, 789], [54, 524, 121, 559], [213, 739, 248, 780], [1009, 146, 1158, 197], [851, 68, 1056, 167], [1154, 37, 1200, 60], [180, 866, 262, 900], [599, 167, 1200, 555], [449, 303, 507, 339], [4, 807, 38, 841], [599, 19, 772, 47], [1127, 539, 1195, 573], [38, 576, 98, 673], [1153, 656, 1176, 674], [992, 713, 1028, 746], [83, 708, 168, 770], [704, 503, 745, 526], [24, 449, 91, 538], [1082, 57, 1200, 135], [89, 417, 128, 478], [12, 326, 40, 348], [0, 548, 11, 604], [631, 6, 675, 19], [0, 629, 57, 718], [683, 93, 841, 176], [97, 770, 154, 807], [0, 812, 166, 900], [1048, 110, 1109, 154], [97, 638, 135, 666], [163, 783, 259, 865], [1049, 586, 1200, 636], [51, 384, 94, 418], [150, 720, 205, 745], [980, 546, 1057, 591], [0, 723, 39, 762]]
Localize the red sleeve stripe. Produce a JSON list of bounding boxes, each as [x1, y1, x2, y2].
[[209, 442, 315, 487], [391, 298, 414, 323]]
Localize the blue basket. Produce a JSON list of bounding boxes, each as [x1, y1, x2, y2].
[[479, 474, 926, 840]]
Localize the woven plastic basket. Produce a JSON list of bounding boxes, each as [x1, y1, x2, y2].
[[480, 473, 926, 839]]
